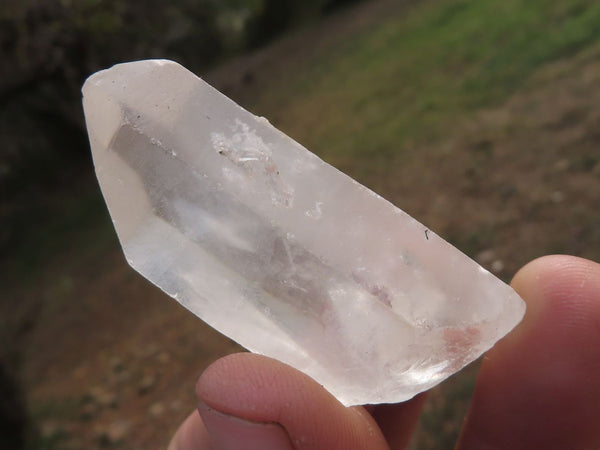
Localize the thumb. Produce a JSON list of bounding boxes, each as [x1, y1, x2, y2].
[[195, 353, 390, 450], [167, 374, 294, 450]]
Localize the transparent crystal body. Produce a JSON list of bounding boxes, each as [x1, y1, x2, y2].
[[82, 60, 525, 406]]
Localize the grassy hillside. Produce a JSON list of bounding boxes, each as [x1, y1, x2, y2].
[[4, 0, 600, 448], [227, 0, 600, 272], [247, 0, 600, 158]]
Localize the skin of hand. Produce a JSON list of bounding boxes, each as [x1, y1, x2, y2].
[[168, 255, 600, 450]]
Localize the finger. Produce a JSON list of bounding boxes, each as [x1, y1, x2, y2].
[[457, 255, 600, 450], [196, 352, 390, 450], [167, 409, 210, 450], [370, 393, 427, 449]]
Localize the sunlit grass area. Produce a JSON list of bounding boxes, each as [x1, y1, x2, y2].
[[250, 0, 600, 165]]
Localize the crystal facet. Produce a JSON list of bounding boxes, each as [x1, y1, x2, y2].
[[82, 60, 526, 406]]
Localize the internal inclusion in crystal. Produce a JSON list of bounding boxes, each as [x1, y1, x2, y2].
[[211, 119, 294, 208]]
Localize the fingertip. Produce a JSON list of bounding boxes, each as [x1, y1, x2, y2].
[[196, 352, 316, 419], [511, 254, 600, 304], [508, 254, 600, 347]]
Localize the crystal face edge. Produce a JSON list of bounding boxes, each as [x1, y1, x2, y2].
[[82, 60, 526, 406]]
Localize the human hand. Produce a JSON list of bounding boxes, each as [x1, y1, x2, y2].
[[169, 255, 600, 449]]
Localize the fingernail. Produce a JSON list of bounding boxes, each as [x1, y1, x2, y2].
[[197, 402, 294, 450]]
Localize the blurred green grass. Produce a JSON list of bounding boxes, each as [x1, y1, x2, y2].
[[251, 0, 600, 164]]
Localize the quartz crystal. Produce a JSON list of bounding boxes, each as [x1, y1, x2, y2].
[[82, 60, 526, 406]]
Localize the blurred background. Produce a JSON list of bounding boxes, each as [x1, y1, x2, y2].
[[2, 0, 600, 448]]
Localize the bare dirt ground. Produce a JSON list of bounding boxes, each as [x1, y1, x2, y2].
[[4, 0, 600, 448]]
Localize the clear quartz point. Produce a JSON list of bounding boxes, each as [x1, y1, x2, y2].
[[82, 59, 525, 406]]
